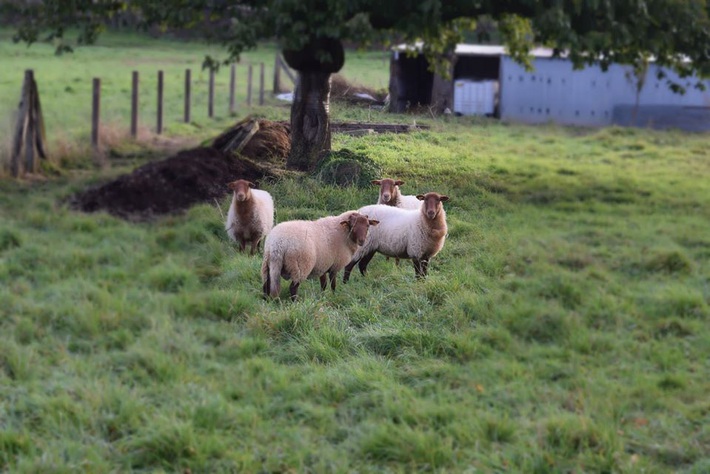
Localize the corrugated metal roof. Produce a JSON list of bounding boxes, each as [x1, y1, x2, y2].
[[454, 44, 556, 58], [394, 43, 557, 58]]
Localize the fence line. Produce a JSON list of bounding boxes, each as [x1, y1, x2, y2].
[[130, 71, 139, 137], [157, 70, 164, 134], [247, 64, 253, 106], [229, 64, 236, 114], [8, 59, 296, 175], [184, 69, 191, 123]]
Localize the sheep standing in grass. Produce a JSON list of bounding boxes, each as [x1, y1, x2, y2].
[[225, 179, 274, 255], [372, 178, 421, 265], [262, 211, 379, 300], [373, 178, 421, 210], [343, 192, 449, 281]]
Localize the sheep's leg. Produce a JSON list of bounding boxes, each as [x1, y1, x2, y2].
[[262, 268, 271, 298], [329, 269, 337, 292], [358, 251, 377, 276], [289, 281, 300, 301], [395, 258, 400, 266], [413, 258, 425, 279], [249, 239, 259, 256], [319, 274, 327, 291], [421, 259, 429, 277], [343, 260, 357, 283], [239, 239, 247, 252]]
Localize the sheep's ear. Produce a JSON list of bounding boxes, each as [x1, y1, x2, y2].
[[227, 181, 237, 191], [416, 194, 425, 201], [340, 221, 350, 229], [368, 219, 380, 226], [395, 180, 404, 186], [247, 181, 256, 188], [439, 195, 450, 202], [371, 180, 381, 185]]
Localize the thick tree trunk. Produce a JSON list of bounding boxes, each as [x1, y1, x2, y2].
[[286, 71, 332, 172]]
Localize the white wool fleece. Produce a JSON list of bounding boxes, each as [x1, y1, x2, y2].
[[353, 204, 447, 261], [377, 185, 421, 210], [226, 188, 274, 242], [261, 211, 360, 291]]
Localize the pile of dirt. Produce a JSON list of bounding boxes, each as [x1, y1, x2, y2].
[[69, 118, 422, 220], [70, 147, 274, 220], [212, 118, 291, 164]]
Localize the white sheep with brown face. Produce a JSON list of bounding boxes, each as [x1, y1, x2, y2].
[[225, 179, 274, 255], [373, 178, 421, 210], [344, 192, 449, 281], [261, 211, 379, 300]]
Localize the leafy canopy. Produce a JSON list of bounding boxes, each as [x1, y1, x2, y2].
[[5, 0, 710, 87]]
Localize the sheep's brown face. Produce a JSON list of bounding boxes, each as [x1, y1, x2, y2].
[[228, 179, 255, 202], [372, 178, 404, 205], [341, 213, 379, 246], [416, 192, 450, 219]]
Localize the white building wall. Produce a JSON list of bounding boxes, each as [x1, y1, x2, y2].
[[499, 57, 710, 127]]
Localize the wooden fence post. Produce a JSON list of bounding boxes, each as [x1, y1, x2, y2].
[[24, 71, 36, 173], [273, 53, 281, 94], [11, 72, 30, 177], [229, 64, 236, 114], [184, 69, 191, 123], [92, 78, 101, 158], [259, 63, 265, 105], [11, 70, 48, 177], [157, 70, 164, 134], [275, 55, 296, 88], [208, 69, 215, 118], [247, 64, 253, 106], [131, 71, 138, 137]]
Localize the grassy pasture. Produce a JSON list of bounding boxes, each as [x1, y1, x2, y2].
[[0, 28, 390, 168], [2, 31, 710, 473]]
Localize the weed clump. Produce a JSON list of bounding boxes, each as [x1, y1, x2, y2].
[[314, 148, 382, 188], [644, 249, 693, 274], [0, 229, 21, 252]]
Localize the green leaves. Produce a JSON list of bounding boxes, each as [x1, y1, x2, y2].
[[7, 0, 710, 90]]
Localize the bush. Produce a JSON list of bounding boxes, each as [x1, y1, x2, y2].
[[314, 148, 382, 188]]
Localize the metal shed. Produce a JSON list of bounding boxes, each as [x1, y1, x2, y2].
[[388, 44, 710, 131]]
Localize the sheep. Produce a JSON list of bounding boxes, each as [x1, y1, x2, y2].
[[225, 179, 274, 255], [373, 178, 421, 266], [372, 178, 421, 210], [261, 211, 379, 300], [343, 191, 449, 281]]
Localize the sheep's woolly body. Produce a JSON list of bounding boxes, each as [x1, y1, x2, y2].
[[261, 211, 360, 297], [226, 188, 274, 247], [353, 204, 447, 262]]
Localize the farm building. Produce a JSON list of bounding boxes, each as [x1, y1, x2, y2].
[[388, 44, 710, 131]]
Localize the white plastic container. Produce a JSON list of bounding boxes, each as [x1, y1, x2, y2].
[[453, 80, 497, 116]]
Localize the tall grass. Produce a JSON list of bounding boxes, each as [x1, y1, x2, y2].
[[2, 116, 709, 471]]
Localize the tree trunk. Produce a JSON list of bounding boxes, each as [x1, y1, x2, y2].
[[286, 71, 332, 172]]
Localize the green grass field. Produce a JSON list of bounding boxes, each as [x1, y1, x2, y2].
[[2, 30, 710, 473]]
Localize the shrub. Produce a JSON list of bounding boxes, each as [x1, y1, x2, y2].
[[314, 148, 382, 188]]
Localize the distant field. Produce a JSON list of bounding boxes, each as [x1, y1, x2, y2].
[[2, 29, 710, 474], [0, 28, 390, 152]]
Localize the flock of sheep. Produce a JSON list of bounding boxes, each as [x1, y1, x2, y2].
[[225, 178, 450, 300]]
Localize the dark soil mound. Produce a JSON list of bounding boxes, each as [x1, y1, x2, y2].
[[70, 147, 272, 220], [212, 118, 291, 164]]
